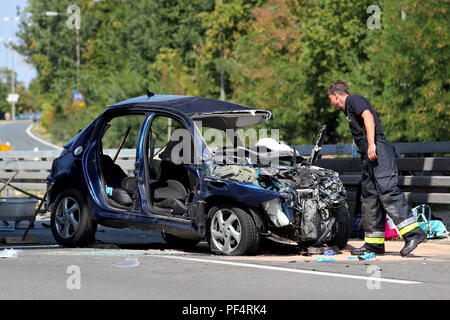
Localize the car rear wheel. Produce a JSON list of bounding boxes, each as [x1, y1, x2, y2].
[[207, 204, 260, 256], [51, 189, 97, 247]]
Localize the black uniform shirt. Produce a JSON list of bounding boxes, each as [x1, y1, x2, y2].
[[344, 94, 385, 148]]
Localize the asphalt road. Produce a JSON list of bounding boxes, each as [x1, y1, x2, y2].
[[1, 219, 449, 303], [0, 120, 449, 307], [0, 120, 59, 151]]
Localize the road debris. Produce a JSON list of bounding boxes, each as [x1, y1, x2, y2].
[[348, 252, 376, 260], [316, 256, 335, 262], [111, 257, 140, 268], [0, 248, 23, 258], [324, 250, 336, 256]]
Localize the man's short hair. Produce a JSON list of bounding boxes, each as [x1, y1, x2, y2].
[[327, 80, 350, 96]]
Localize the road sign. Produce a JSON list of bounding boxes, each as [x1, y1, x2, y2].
[[7, 94, 19, 104], [72, 90, 86, 108]]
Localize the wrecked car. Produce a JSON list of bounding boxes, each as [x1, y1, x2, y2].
[[46, 93, 349, 255]]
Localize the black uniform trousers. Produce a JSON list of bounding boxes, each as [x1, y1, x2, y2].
[[359, 136, 424, 247]]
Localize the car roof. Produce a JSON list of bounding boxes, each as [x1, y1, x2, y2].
[[109, 94, 271, 117]]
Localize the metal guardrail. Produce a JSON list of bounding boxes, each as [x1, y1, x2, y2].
[[315, 158, 450, 204], [0, 142, 449, 204], [296, 141, 450, 205], [294, 141, 450, 156], [0, 149, 136, 192]]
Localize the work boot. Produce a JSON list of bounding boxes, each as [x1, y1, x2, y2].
[[400, 229, 427, 257], [351, 243, 385, 256]]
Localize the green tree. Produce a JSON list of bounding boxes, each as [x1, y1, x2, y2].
[[229, 0, 375, 144], [16, 0, 214, 140], [148, 47, 199, 96], [0, 69, 13, 119], [367, 0, 450, 141], [14, 0, 449, 145], [0, 68, 36, 119], [195, 0, 262, 98]]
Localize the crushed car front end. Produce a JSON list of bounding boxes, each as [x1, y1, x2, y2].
[[203, 161, 348, 249], [196, 117, 350, 252]]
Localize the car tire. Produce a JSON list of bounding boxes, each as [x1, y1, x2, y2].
[[327, 206, 350, 249], [51, 188, 97, 247], [206, 204, 260, 256], [162, 232, 200, 248]]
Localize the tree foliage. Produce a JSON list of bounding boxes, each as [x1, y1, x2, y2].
[[367, 0, 449, 142], [0, 68, 36, 119], [15, 0, 449, 145]]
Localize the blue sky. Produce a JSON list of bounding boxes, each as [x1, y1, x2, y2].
[[0, 0, 36, 87]]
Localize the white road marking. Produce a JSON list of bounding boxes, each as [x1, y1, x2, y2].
[[25, 123, 62, 150], [147, 254, 422, 285]]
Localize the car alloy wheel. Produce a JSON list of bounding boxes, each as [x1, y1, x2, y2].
[[210, 209, 242, 254], [55, 196, 81, 239], [51, 189, 97, 247], [207, 204, 260, 256]]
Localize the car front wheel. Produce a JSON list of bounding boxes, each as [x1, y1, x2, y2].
[[51, 188, 97, 247], [327, 206, 350, 249], [207, 204, 260, 256]]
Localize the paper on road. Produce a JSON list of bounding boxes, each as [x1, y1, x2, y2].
[[0, 248, 23, 258]]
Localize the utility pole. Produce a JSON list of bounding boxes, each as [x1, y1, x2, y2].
[[76, 27, 80, 90], [11, 27, 15, 121]]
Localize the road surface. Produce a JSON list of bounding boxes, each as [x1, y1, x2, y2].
[[0, 120, 59, 151], [0, 219, 449, 302], [0, 121, 449, 308]]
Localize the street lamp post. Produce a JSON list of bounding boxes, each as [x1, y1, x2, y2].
[[76, 28, 80, 90]]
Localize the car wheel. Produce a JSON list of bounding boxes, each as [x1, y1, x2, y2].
[[162, 232, 200, 248], [207, 204, 260, 256], [51, 189, 97, 247], [327, 206, 350, 249]]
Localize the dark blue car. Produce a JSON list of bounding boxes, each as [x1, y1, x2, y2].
[[46, 93, 349, 255]]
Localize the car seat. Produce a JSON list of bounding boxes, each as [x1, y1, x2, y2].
[[111, 176, 137, 207], [149, 131, 190, 215], [101, 154, 127, 188], [151, 179, 188, 215], [101, 154, 135, 207]]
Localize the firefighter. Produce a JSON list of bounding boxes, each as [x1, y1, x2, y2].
[[327, 80, 426, 257]]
